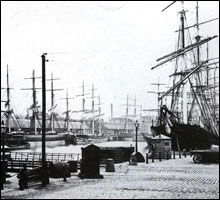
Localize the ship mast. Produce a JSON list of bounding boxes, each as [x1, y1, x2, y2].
[[95, 95, 104, 136], [1, 65, 22, 132], [121, 95, 138, 134], [86, 84, 99, 135], [74, 81, 90, 135], [124, 94, 129, 134], [91, 84, 96, 135], [46, 73, 63, 132], [22, 69, 41, 135], [177, 2, 186, 122], [6, 65, 11, 133], [192, 1, 219, 136], [61, 89, 74, 132], [148, 78, 166, 123]]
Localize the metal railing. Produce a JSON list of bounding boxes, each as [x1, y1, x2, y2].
[[10, 152, 81, 162]]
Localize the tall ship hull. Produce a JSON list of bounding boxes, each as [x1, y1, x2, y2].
[[151, 123, 219, 151], [25, 133, 68, 142]]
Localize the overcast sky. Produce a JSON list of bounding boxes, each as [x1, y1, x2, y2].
[[1, 1, 219, 120]]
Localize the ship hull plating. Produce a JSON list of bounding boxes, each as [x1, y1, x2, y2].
[[151, 123, 219, 151]]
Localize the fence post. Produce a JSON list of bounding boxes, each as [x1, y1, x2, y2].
[[183, 150, 186, 158], [179, 151, 181, 159], [152, 153, 154, 163], [18, 171, 24, 190], [173, 151, 175, 159], [1, 171, 4, 190], [19, 164, 28, 190], [159, 152, 161, 162], [1, 161, 7, 190], [63, 166, 67, 182], [146, 153, 148, 164]]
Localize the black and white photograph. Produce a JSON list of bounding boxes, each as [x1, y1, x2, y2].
[[1, 1, 219, 199]]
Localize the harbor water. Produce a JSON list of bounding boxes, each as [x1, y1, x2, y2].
[[12, 141, 149, 158]]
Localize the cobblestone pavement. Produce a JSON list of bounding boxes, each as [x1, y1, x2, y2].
[[1, 157, 219, 199]]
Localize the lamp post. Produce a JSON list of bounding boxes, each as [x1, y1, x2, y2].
[[41, 53, 49, 187], [135, 120, 139, 153]]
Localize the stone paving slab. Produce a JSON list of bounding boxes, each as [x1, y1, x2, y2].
[[1, 157, 219, 199]]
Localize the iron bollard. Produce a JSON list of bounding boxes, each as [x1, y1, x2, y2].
[[129, 153, 137, 165], [167, 151, 169, 160], [106, 159, 115, 172], [68, 160, 78, 173], [173, 151, 175, 159]]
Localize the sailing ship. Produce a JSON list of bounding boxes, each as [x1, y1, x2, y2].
[[1, 65, 30, 150], [1, 68, 75, 149], [74, 82, 108, 144], [150, 2, 219, 151], [23, 72, 74, 147]]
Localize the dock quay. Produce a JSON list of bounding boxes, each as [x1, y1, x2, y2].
[[1, 156, 219, 199]]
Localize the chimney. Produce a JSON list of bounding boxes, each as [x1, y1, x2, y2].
[[111, 103, 113, 120]]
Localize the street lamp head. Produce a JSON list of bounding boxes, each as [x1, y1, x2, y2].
[[135, 120, 139, 128]]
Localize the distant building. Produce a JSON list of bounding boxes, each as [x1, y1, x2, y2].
[[102, 117, 134, 136], [102, 115, 157, 137]]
